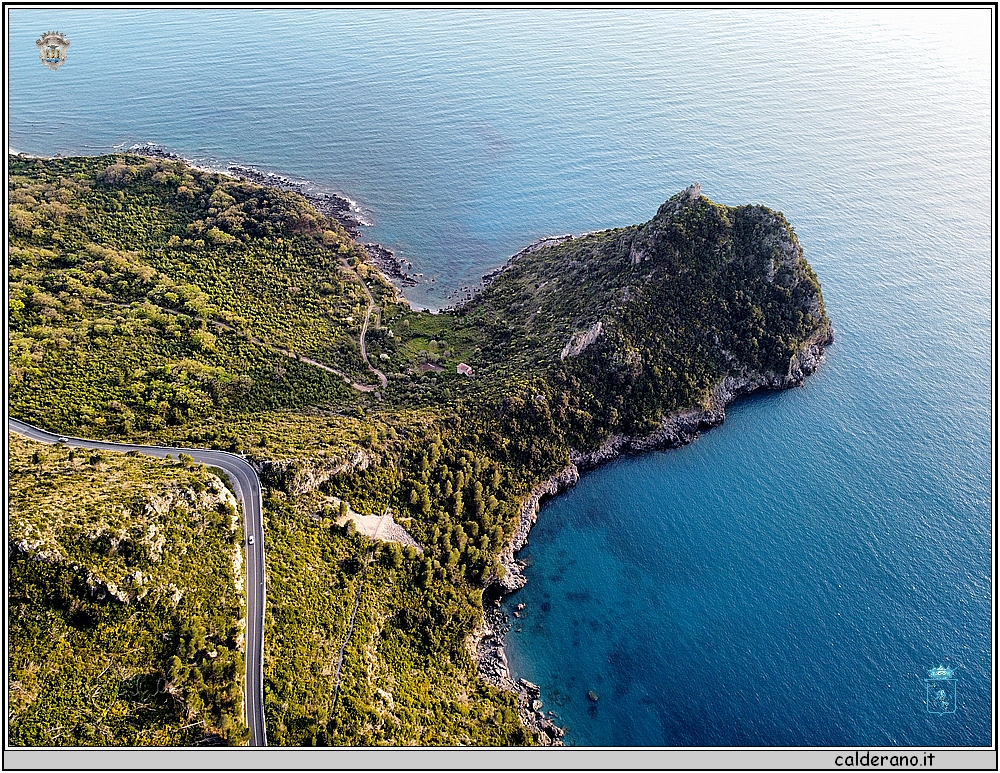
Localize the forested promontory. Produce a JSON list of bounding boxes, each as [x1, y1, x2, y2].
[[8, 155, 830, 745]]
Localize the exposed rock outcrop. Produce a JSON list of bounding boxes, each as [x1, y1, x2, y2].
[[254, 449, 373, 495], [12, 473, 241, 606], [333, 503, 423, 552], [363, 243, 417, 287], [491, 464, 581, 593], [560, 320, 603, 360]]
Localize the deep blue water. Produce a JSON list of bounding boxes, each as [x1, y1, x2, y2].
[[8, 9, 992, 746]]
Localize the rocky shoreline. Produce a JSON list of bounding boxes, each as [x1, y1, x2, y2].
[[443, 234, 577, 310], [129, 144, 366, 232], [493, 465, 581, 594], [361, 242, 418, 287], [473, 321, 834, 745], [572, 323, 834, 469], [128, 144, 421, 291], [225, 166, 422, 292], [469, 588, 567, 745], [225, 164, 368, 237], [126, 149, 585, 311]]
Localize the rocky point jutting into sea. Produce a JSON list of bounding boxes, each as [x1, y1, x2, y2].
[[186, 164, 830, 743], [9, 9, 987, 747], [471, 321, 832, 743], [467, 185, 833, 743], [12, 148, 832, 745]]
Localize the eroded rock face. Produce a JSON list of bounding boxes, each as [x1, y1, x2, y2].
[[787, 324, 834, 380], [560, 320, 603, 360], [255, 448, 373, 495], [570, 322, 833, 470], [491, 464, 581, 594]]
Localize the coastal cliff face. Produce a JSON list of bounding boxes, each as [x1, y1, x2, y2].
[[467, 187, 832, 744], [571, 322, 834, 469], [473, 467, 585, 745], [459, 184, 831, 460], [489, 321, 834, 598], [493, 464, 581, 593]]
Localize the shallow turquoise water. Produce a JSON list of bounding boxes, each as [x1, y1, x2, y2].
[[8, 8, 992, 746]]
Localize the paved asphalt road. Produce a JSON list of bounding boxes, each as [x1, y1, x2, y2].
[[8, 418, 268, 747]]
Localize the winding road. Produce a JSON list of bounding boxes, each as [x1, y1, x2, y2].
[[7, 252, 392, 748], [7, 417, 268, 747]]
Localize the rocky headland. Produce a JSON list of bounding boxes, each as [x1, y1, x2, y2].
[[473, 320, 833, 744], [27, 154, 833, 745]]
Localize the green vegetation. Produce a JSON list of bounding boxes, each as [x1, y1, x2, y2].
[[7, 432, 248, 745], [8, 154, 374, 453], [262, 495, 525, 745], [8, 157, 829, 746], [454, 186, 829, 449]]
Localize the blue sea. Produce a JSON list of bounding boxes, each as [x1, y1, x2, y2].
[[7, 8, 992, 747]]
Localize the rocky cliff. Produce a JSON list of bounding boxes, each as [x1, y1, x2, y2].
[[474, 317, 833, 745], [571, 322, 834, 469]]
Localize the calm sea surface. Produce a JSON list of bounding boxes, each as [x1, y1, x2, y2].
[[8, 9, 992, 746]]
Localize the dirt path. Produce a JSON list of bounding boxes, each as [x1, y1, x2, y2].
[[104, 299, 379, 392], [346, 258, 389, 389], [331, 566, 367, 710]]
